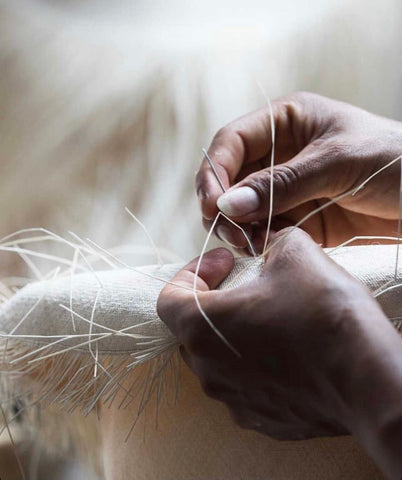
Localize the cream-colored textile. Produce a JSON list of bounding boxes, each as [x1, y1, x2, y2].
[[1, 245, 400, 480], [101, 364, 384, 480], [1, 244, 401, 355], [0, 243, 401, 416]]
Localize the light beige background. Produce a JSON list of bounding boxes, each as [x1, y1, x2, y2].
[[1, 0, 401, 478]]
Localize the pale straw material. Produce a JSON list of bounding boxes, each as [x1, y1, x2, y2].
[[0, 244, 401, 419]]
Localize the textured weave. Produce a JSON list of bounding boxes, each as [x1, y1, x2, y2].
[[1, 244, 401, 480], [1, 244, 401, 356]]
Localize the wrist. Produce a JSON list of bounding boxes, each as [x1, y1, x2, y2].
[[363, 413, 402, 479], [334, 304, 402, 478]]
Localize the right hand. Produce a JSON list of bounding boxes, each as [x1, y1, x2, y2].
[[196, 92, 402, 251]]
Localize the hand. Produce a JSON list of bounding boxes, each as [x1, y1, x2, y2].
[[157, 228, 402, 478], [197, 92, 402, 251]]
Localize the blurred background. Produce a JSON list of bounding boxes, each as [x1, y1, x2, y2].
[[1, 0, 401, 478]]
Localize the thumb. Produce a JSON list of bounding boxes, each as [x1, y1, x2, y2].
[[157, 248, 234, 336], [216, 146, 334, 222]]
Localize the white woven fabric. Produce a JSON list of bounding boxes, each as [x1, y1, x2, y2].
[[1, 244, 401, 357]]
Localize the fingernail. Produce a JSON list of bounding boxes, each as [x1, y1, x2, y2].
[[216, 225, 238, 247], [217, 187, 260, 216]]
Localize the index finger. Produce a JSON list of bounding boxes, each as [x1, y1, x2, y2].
[[196, 107, 274, 220]]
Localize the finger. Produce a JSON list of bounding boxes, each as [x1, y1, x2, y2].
[[263, 227, 366, 301], [216, 143, 337, 223], [157, 248, 234, 336], [262, 227, 325, 274], [179, 345, 192, 369], [250, 222, 277, 254], [196, 107, 277, 220], [202, 217, 254, 250]]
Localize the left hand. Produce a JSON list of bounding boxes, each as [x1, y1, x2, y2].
[[157, 228, 402, 443]]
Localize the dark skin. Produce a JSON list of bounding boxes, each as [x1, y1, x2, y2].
[[157, 93, 402, 478], [197, 91, 402, 251]]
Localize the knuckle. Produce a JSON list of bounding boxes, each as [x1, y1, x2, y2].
[[272, 91, 312, 116], [212, 125, 236, 149], [245, 171, 272, 207], [272, 164, 300, 196], [229, 410, 267, 433], [246, 163, 300, 205], [269, 227, 311, 268], [322, 139, 347, 160], [215, 125, 230, 140], [278, 91, 311, 118], [288, 90, 314, 104], [274, 226, 308, 243], [212, 124, 243, 159], [247, 169, 271, 192], [201, 379, 222, 400], [228, 408, 252, 429], [273, 91, 314, 124]]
